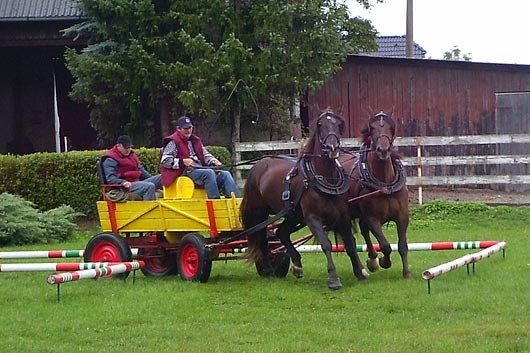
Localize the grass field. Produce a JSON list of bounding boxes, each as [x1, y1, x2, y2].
[[0, 201, 528, 353]]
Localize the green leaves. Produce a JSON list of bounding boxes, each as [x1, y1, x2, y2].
[[65, 0, 378, 143], [0, 193, 82, 246]]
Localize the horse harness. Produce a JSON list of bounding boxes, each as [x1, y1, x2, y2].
[[282, 154, 352, 210], [356, 147, 407, 195]]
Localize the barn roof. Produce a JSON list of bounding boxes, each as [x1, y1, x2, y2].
[[0, 0, 84, 21], [363, 35, 427, 59]]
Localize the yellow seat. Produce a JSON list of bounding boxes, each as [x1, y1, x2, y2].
[[163, 176, 207, 199]]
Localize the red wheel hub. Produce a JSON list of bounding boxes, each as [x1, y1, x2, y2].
[[180, 244, 199, 277], [90, 241, 122, 262]]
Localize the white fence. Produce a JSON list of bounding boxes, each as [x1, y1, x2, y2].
[[234, 133, 530, 191]]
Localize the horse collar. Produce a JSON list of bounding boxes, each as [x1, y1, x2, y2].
[[300, 155, 351, 196], [358, 150, 406, 194]]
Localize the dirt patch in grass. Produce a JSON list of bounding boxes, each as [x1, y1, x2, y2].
[[408, 187, 530, 205]]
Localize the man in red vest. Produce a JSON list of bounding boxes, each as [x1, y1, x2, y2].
[[160, 116, 241, 199], [103, 135, 161, 200]]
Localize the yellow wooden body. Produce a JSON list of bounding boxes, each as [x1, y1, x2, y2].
[[97, 176, 243, 243]]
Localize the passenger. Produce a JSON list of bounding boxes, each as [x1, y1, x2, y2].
[[160, 116, 241, 199], [103, 135, 162, 200]]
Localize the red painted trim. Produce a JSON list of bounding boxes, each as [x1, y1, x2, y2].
[[206, 200, 218, 237], [107, 201, 118, 233], [480, 241, 499, 248], [431, 242, 453, 250], [48, 251, 62, 258]]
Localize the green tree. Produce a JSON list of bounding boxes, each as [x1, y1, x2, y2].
[[64, 0, 377, 150], [443, 45, 472, 61]]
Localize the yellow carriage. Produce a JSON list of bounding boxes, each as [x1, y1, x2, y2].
[[85, 175, 289, 282]]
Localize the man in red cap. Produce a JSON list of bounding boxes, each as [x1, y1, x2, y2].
[[103, 135, 161, 200], [160, 116, 241, 199]]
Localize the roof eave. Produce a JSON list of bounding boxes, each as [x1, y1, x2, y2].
[[0, 16, 86, 23]]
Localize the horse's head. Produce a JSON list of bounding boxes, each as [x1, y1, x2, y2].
[[314, 109, 345, 159], [364, 111, 396, 160]]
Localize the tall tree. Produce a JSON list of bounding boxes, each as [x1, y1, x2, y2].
[[64, 0, 377, 148], [443, 46, 472, 61]]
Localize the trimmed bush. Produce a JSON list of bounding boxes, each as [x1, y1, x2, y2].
[[0, 193, 82, 246]]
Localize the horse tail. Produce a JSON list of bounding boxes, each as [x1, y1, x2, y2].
[[240, 164, 266, 263]]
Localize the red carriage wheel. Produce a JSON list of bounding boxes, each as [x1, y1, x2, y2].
[[83, 232, 132, 279], [139, 248, 178, 277], [177, 233, 212, 282]]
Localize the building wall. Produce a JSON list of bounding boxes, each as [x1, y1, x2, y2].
[[0, 46, 95, 154], [307, 55, 530, 138]]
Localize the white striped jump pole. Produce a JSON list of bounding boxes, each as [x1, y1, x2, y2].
[[285, 241, 499, 253], [47, 261, 145, 302], [221, 241, 500, 255], [47, 261, 145, 285], [0, 248, 139, 260], [0, 250, 85, 259], [1, 262, 129, 272], [422, 241, 506, 294]]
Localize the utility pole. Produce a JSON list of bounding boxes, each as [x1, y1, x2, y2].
[[406, 0, 413, 57]]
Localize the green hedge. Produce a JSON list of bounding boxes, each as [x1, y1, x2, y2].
[[0, 146, 231, 218]]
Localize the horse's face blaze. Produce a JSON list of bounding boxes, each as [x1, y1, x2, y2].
[[368, 113, 395, 161], [317, 111, 344, 159]]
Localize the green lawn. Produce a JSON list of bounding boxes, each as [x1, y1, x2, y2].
[[0, 202, 528, 353]]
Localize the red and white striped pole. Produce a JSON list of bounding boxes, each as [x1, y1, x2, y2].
[[285, 241, 500, 253], [0, 248, 139, 259], [1, 262, 127, 272], [47, 261, 145, 285]]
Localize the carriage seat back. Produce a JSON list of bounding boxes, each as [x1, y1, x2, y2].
[[163, 176, 207, 199]]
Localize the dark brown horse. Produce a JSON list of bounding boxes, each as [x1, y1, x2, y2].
[[241, 109, 368, 289], [341, 111, 411, 279]]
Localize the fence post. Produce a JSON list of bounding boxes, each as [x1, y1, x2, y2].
[[234, 142, 242, 189], [416, 137, 423, 205]]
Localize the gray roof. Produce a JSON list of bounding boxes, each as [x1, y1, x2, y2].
[[365, 35, 427, 59], [0, 0, 84, 21]]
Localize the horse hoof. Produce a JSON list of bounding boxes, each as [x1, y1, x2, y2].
[[379, 257, 392, 269], [367, 258, 379, 272], [327, 278, 342, 290], [361, 269, 370, 279], [354, 269, 369, 281], [291, 265, 303, 278]]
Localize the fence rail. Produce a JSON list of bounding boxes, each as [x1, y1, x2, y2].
[[234, 133, 530, 190]]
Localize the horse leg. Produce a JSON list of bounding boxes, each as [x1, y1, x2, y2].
[[397, 217, 412, 279], [341, 222, 370, 281], [358, 219, 379, 272], [275, 219, 303, 278], [365, 219, 393, 269], [306, 219, 342, 290]]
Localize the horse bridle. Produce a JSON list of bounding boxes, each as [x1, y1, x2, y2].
[[317, 111, 343, 155], [368, 112, 395, 148]]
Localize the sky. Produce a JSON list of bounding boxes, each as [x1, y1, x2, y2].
[[348, 0, 530, 65]]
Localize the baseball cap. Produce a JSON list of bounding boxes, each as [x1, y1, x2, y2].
[[117, 135, 133, 148], [177, 116, 194, 129]]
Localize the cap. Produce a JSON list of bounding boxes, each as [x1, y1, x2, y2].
[[177, 116, 194, 129], [117, 135, 133, 148]]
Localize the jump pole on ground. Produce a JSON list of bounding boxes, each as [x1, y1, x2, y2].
[[422, 241, 506, 294]]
